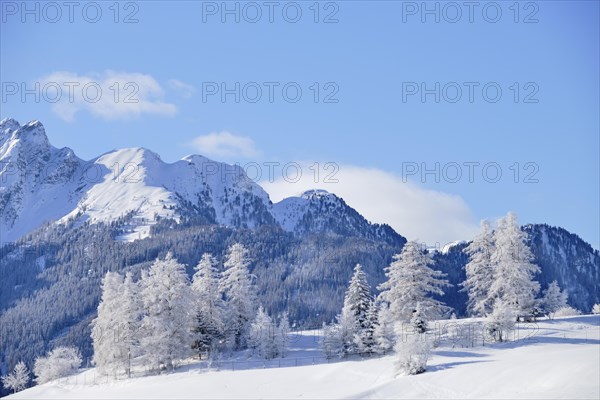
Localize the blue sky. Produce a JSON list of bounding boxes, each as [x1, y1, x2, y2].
[[1, 0, 599, 248]]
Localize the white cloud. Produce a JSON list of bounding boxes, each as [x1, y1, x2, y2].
[[168, 79, 195, 98], [261, 164, 480, 247], [39, 70, 177, 121], [189, 131, 261, 160]]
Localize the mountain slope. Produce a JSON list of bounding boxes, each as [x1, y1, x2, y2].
[[0, 119, 401, 246], [0, 119, 275, 242], [272, 189, 405, 247], [0, 119, 89, 243]]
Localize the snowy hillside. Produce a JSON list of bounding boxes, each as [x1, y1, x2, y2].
[[9, 316, 600, 399]]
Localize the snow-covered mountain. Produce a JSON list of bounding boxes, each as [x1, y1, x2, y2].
[[0, 119, 403, 244], [0, 119, 89, 243], [524, 224, 600, 312], [272, 189, 404, 246]]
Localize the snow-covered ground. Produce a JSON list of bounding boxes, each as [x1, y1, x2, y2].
[[10, 315, 600, 399]]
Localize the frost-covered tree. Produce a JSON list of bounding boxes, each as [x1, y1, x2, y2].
[[373, 303, 395, 355], [91, 271, 141, 377], [91, 272, 124, 375], [275, 312, 290, 358], [33, 346, 82, 384], [554, 306, 581, 318], [541, 281, 568, 320], [488, 212, 540, 318], [221, 243, 257, 350], [1, 361, 29, 393], [139, 253, 193, 370], [486, 299, 516, 342], [354, 301, 378, 354], [120, 272, 142, 375], [249, 306, 280, 359], [463, 220, 496, 316], [592, 304, 600, 315], [410, 303, 428, 334], [191, 253, 225, 357], [378, 241, 452, 322], [394, 333, 432, 376], [340, 264, 373, 354], [321, 322, 343, 359]]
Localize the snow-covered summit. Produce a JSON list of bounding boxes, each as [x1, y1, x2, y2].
[[272, 188, 404, 246], [0, 119, 274, 242], [0, 119, 403, 245], [299, 189, 335, 200]]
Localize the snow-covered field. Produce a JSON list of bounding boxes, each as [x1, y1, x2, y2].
[[10, 315, 599, 399]]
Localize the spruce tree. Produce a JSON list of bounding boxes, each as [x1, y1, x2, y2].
[[463, 220, 496, 316], [378, 241, 452, 322], [488, 212, 540, 319], [221, 243, 257, 350]]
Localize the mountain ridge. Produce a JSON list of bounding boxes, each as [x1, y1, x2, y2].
[[0, 119, 403, 246]]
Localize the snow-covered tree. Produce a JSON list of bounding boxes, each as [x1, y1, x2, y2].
[[221, 243, 257, 350], [191, 253, 225, 357], [275, 312, 290, 358], [92, 271, 124, 375], [91, 271, 141, 377], [373, 303, 395, 355], [321, 322, 343, 359], [33, 346, 82, 384], [354, 301, 378, 354], [541, 281, 568, 319], [249, 306, 280, 359], [592, 304, 600, 315], [378, 241, 452, 322], [554, 306, 581, 318], [488, 212, 540, 319], [120, 272, 143, 375], [463, 220, 496, 316], [486, 299, 516, 342], [339, 264, 373, 354], [394, 332, 432, 376], [1, 361, 29, 394], [139, 253, 193, 371], [410, 302, 427, 334]]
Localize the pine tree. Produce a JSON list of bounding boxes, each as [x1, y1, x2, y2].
[[373, 303, 395, 354], [191, 253, 225, 357], [221, 243, 257, 350], [463, 220, 496, 316], [488, 212, 541, 319], [541, 281, 568, 320], [378, 241, 452, 322], [339, 264, 372, 354], [1, 361, 29, 394], [139, 253, 193, 371]]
